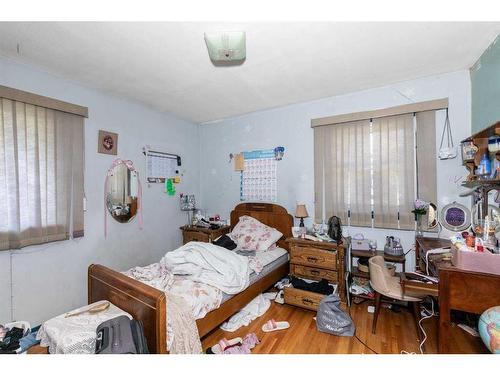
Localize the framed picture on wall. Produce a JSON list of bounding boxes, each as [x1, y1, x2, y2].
[[98, 130, 118, 155]]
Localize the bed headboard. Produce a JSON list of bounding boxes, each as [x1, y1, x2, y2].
[[230, 203, 293, 250]]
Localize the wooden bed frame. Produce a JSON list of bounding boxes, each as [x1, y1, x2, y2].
[[88, 203, 293, 353]]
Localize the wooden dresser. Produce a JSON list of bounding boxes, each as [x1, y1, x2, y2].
[[179, 225, 230, 244], [284, 238, 346, 311]]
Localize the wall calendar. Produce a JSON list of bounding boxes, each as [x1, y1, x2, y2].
[[240, 149, 278, 202]]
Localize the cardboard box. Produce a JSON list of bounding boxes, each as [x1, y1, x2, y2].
[[451, 245, 500, 275]]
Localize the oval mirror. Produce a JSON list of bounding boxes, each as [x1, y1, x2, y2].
[[106, 160, 139, 223], [472, 203, 500, 233], [427, 203, 438, 229]]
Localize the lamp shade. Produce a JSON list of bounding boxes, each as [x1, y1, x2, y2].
[[295, 204, 309, 218]]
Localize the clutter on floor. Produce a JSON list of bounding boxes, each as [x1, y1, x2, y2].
[[274, 290, 285, 304], [274, 276, 291, 290], [273, 277, 290, 304], [220, 292, 276, 332], [0, 321, 40, 354], [315, 294, 355, 336], [349, 276, 374, 298], [206, 333, 260, 354], [206, 337, 243, 354]]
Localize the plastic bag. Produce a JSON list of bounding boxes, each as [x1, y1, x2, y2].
[[438, 108, 457, 160], [316, 294, 355, 336]]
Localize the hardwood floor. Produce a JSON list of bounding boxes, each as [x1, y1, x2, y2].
[[201, 300, 487, 354], [28, 298, 487, 354]]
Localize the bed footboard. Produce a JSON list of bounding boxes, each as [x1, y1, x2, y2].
[[88, 264, 167, 354]]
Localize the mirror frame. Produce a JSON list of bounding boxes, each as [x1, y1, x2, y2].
[[104, 158, 143, 236], [427, 202, 438, 230]]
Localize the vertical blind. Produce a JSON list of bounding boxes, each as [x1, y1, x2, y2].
[[0, 98, 85, 250], [372, 114, 415, 229], [314, 110, 438, 230], [415, 111, 437, 207], [314, 119, 372, 226]]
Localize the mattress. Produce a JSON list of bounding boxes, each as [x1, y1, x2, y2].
[[221, 247, 289, 303]]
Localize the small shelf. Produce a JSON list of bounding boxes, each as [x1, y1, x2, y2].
[[351, 249, 377, 258], [348, 245, 407, 305], [351, 266, 370, 279], [462, 121, 500, 141], [351, 293, 374, 301], [350, 249, 405, 263], [461, 179, 500, 189], [461, 121, 500, 183]]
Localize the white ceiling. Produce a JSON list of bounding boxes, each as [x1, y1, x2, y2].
[[0, 22, 499, 123]]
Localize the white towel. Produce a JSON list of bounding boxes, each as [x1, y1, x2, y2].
[[220, 292, 277, 332]]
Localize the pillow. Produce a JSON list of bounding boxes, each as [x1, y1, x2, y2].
[[230, 215, 283, 251], [213, 234, 237, 250]]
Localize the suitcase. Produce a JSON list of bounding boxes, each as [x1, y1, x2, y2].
[[95, 315, 149, 354]]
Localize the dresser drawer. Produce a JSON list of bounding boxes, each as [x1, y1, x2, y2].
[[290, 246, 337, 269], [290, 264, 338, 283], [182, 231, 209, 244], [283, 286, 324, 311]]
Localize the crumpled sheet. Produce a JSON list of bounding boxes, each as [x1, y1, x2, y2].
[[123, 263, 203, 354]]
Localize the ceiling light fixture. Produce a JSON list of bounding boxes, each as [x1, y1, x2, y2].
[[204, 31, 246, 63]]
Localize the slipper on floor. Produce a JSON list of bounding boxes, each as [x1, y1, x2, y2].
[[206, 337, 242, 354], [261, 319, 290, 332]]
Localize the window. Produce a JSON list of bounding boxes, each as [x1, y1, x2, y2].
[[313, 100, 443, 230], [0, 86, 86, 250]]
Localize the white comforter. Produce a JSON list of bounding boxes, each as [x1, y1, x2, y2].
[[161, 241, 251, 294]]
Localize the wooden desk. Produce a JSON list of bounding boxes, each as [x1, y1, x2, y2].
[[415, 236, 451, 273], [400, 272, 438, 298], [414, 236, 500, 353], [439, 267, 500, 353]]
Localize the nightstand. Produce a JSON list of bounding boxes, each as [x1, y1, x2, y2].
[[284, 237, 346, 311], [179, 225, 231, 244]]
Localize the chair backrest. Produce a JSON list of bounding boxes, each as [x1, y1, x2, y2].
[[368, 256, 391, 294]]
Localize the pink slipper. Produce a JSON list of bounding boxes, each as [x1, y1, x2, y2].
[[207, 337, 242, 354], [261, 319, 290, 332]]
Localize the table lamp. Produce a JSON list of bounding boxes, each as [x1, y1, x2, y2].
[[295, 204, 309, 227]]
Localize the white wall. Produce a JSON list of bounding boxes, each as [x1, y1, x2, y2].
[[199, 70, 472, 271], [0, 57, 200, 325], [0, 58, 472, 326]]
